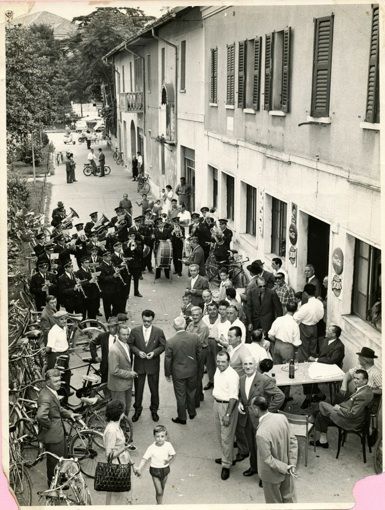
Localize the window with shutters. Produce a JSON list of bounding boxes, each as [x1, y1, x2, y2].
[[352, 240, 381, 330], [238, 38, 262, 110], [180, 40, 186, 92], [210, 48, 218, 104], [365, 5, 379, 123], [226, 43, 235, 105], [226, 174, 235, 221], [264, 28, 291, 112], [311, 15, 334, 118], [271, 197, 287, 257], [246, 185, 257, 236]]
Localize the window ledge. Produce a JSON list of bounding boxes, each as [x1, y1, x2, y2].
[[225, 104, 235, 110], [341, 314, 381, 345], [269, 110, 286, 117], [306, 115, 331, 124], [360, 122, 380, 131], [209, 102, 218, 107], [243, 108, 256, 114], [180, 89, 186, 94]]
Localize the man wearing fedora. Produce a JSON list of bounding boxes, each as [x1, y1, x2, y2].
[[340, 347, 382, 396], [254, 259, 275, 289], [89, 316, 119, 392]]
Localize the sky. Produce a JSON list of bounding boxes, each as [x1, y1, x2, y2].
[[4, 1, 165, 20]]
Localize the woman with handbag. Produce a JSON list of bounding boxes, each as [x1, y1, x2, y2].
[[99, 400, 136, 505]]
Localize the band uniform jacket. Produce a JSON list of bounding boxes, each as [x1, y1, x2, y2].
[[111, 252, 130, 288], [123, 243, 143, 271], [57, 272, 83, 310], [128, 224, 146, 242], [316, 337, 345, 368], [99, 261, 118, 296], [84, 220, 96, 237], [30, 272, 56, 309], [188, 275, 209, 306], [88, 253, 103, 268], [246, 287, 283, 330], [256, 413, 298, 484], [154, 224, 173, 244], [108, 340, 135, 392], [238, 372, 285, 429], [330, 385, 373, 430], [221, 227, 233, 249], [129, 326, 166, 375], [196, 221, 212, 249], [188, 244, 206, 276], [75, 267, 100, 299], [164, 331, 200, 379], [89, 332, 111, 382], [36, 386, 73, 444]]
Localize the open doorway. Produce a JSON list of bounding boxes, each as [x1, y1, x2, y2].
[[307, 215, 330, 284], [130, 120, 136, 158]]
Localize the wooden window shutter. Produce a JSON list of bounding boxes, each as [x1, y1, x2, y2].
[[238, 41, 247, 108], [253, 37, 262, 110], [264, 33, 274, 111], [281, 27, 291, 113], [210, 48, 218, 103], [226, 43, 235, 105], [311, 15, 334, 117], [365, 5, 379, 123]]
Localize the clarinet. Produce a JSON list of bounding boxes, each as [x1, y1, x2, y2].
[[113, 265, 127, 286]]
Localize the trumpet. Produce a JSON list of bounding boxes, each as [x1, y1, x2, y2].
[[74, 276, 87, 298], [112, 265, 126, 286], [127, 240, 137, 250], [90, 271, 102, 293], [172, 224, 184, 238]]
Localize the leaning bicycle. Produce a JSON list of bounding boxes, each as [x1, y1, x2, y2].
[[35, 451, 92, 506], [112, 147, 124, 166], [137, 172, 151, 194], [9, 423, 33, 506]]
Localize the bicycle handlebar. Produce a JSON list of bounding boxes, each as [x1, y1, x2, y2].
[[9, 379, 45, 393]]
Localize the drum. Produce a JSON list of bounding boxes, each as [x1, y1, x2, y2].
[[155, 240, 173, 268]]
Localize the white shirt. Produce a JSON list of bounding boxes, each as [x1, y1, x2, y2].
[[217, 319, 231, 342], [47, 386, 59, 400], [47, 324, 69, 352], [268, 314, 302, 347], [177, 210, 191, 224], [190, 275, 199, 289], [87, 152, 96, 162], [348, 364, 382, 391], [117, 338, 131, 363], [143, 441, 176, 468], [245, 374, 254, 399], [202, 315, 219, 339], [229, 318, 246, 344], [247, 342, 272, 364], [142, 325, 152, 344], [213, 366, 239, 401], [228, 342, 243, 359], [108, 334, 116, 351], [293, 297, 324, 326]]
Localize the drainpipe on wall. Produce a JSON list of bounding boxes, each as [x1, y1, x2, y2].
[[151, 28, 178, 145], [122, 44, 146, 135], [102, 54, 120, 142]]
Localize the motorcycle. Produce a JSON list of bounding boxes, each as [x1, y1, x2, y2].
[[83, 163, 111, 177], [64, 133, 76, 145]]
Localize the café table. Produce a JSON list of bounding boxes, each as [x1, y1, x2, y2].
[[269, 362, 345, 403]]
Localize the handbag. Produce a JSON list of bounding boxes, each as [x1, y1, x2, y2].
[[94, 453, 131, 492]]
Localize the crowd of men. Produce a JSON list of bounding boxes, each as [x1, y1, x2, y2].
[[31, 195, 382, 504]]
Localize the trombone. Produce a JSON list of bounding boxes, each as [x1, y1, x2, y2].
[[112, 265, 127, 286], [74, 276, 87, 298]]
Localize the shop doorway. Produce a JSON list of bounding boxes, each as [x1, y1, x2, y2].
[[130, 120, 136, 157], [307, 216, 330, 283]]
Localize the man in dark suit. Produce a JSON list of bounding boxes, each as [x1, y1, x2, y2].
[[185, 264, 209, 307], [304, 264, 321, 298], [99, 250, 120, 319], [30, 260, 56, 311], [75, 257, 101, 319], [98, 148, 105, 177], [246, 276, 283, 335], [129, 310, 166, 422], [253, 260, 275, 289], [154, 217, 173, 279], [218, 219, 233, 250], [310, 369, 373, 449], [165, 316, 200, 424], [57, 261, 83, 314], [85, 212, 98, 237], [36, 369, 79, 485], [237, 357, 285, 477], [185, 236, 206, 276], [124, 234, 144, 297], [89, 316, 119, 388]]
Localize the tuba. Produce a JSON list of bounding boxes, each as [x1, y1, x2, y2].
[[92, 214, 110, 233], [61, 207, 79, 229]]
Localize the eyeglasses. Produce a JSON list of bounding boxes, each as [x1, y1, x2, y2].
[[258, 285, 266, 288]]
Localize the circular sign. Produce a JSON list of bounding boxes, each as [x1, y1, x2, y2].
[[289, 223, 298, 246], [332, 247, 344, 275]]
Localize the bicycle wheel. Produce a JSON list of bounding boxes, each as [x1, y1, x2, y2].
[[112, 152, 118, 162], [78, 319, 106, 332], [69, 430, 104, 478], [86, 412, 106, 448], [10, 463, 32, 506], [104, 165, 111, 175], [142, 181, 150, 193], [15, 418, 41, 466], [83, 166, 92, 176], [374, 437, 382, 474]]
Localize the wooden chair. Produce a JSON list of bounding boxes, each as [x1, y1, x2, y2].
[[279, 410, 316, 467], [370, 393, 382, 431], [336, 407, 371, 463]]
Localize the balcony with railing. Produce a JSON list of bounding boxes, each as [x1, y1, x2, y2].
[[119, 92, 144, 113]]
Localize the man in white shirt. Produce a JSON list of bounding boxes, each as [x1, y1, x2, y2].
[[342, 347, 382, 395], [213, 351, 239, 480], [293, 284, 324, 361], [271, 257, 288, 280], [226, 305, 246, 344], [203, 302, 220, 390], [87, 148, 97, 171], [217, 300, 231, 347], [268, 302, 301, 364], [46, 311, 71, 403]]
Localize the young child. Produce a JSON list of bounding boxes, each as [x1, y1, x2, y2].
[[135, 425, 176, 505]]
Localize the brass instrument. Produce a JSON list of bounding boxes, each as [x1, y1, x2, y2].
[[112, 265, 126, 286], [172, 224, 184, 238], [127, 240, 137, 251], [61, 207, 79, 229], [74, 276, 87, 298], [89, 270, 102, 292], [43, 278, 52, 296], [91, 214, 109, 233]]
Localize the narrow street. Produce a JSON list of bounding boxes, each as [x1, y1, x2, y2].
[[24, 132, 375, 506]]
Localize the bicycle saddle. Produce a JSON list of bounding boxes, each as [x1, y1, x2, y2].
[[25, 329, 41, 338], [80, 396, 99, 406], [82, 357, 94, 363], [82, 374, 99, 384], [230, 249, 238, 254]]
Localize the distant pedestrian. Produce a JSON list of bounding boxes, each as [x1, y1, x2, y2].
[[137, 152, 143, 174], [87, 148, 97, 172], [132, 155, 138, 181], [65, 152, 72, 183], [98, 148, 105, 177], [69, 153, 77, 182], [251, 396, 298, 504], [86, 130, 92, 149], [175, 177, 192, 211], [135, 425, 176, 505]]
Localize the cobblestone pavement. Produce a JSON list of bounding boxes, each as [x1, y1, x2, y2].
[[25, 132, 375, 505]]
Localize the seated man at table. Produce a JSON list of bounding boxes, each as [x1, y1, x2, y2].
[[340, 347, 382, 397], [301, 324, 345, 408], [310, 369, 373, 448]]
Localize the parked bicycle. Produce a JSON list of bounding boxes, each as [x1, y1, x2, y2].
[[83, 163, 111, 177], [137, 172, 151, 193], [35, 451, 92, 506], [112, 147, 124, 166], [205, 250, 250, 287], [9, 423, 33, 505]]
